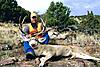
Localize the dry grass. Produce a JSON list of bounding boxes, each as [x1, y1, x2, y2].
[[0, 23, 21, 46], [0, 22, 100, 67]]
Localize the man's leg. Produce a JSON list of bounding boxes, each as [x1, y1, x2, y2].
[[23, 41, 35, 59], [42, 32, 50, 44]]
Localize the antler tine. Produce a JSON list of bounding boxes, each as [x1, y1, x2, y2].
[[40, 16, 46, 27], [19, 16, 22, 29], [40, 16, 46, 33], [19, 16, 27, 34], [22, 16, 27, 25]]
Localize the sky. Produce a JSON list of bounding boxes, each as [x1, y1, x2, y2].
[[16, 0, 100, 16]]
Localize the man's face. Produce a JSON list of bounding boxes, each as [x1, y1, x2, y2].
[[31, 16, 37, 23]]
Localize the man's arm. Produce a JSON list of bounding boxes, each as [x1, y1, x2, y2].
[[23, 25, 29, 35]]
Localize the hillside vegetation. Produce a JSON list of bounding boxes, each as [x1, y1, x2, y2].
[[0, 0, 100, 67], [0, 23, 100, 67]]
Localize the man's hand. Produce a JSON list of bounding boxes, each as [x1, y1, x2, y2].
[[32, 32, 42, 37], [26, 34, 31, 38], [21, 34, 30, 41]]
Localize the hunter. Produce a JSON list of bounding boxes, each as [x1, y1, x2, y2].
[[22, 12, 50, 59]]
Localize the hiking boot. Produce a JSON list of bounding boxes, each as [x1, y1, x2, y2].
[[26, 52, 35, 60]]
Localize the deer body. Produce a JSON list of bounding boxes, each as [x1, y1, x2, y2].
[[34, 45, 100, 67]]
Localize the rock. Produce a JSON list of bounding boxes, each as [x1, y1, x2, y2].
[[47, 60, 98, 67], [2, 59, 99, 67], [0, 24, 100, 67], [1, 44, 12, 51]]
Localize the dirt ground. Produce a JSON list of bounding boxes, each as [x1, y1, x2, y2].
[[0, 23, 100, 67]]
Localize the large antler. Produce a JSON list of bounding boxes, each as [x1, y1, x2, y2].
[[19, 16, 27, 35], [40, 15, 53, 32], [40, 16, 46, 27], [40, 16, 46, 33]]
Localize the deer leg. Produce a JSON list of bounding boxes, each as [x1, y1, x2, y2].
[[39, 53, 53, 67]]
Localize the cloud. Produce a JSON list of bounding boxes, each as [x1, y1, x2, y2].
[[16, 0, 100, 15], [16, 0, 63, 14], [63, 0, 100, 15]]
